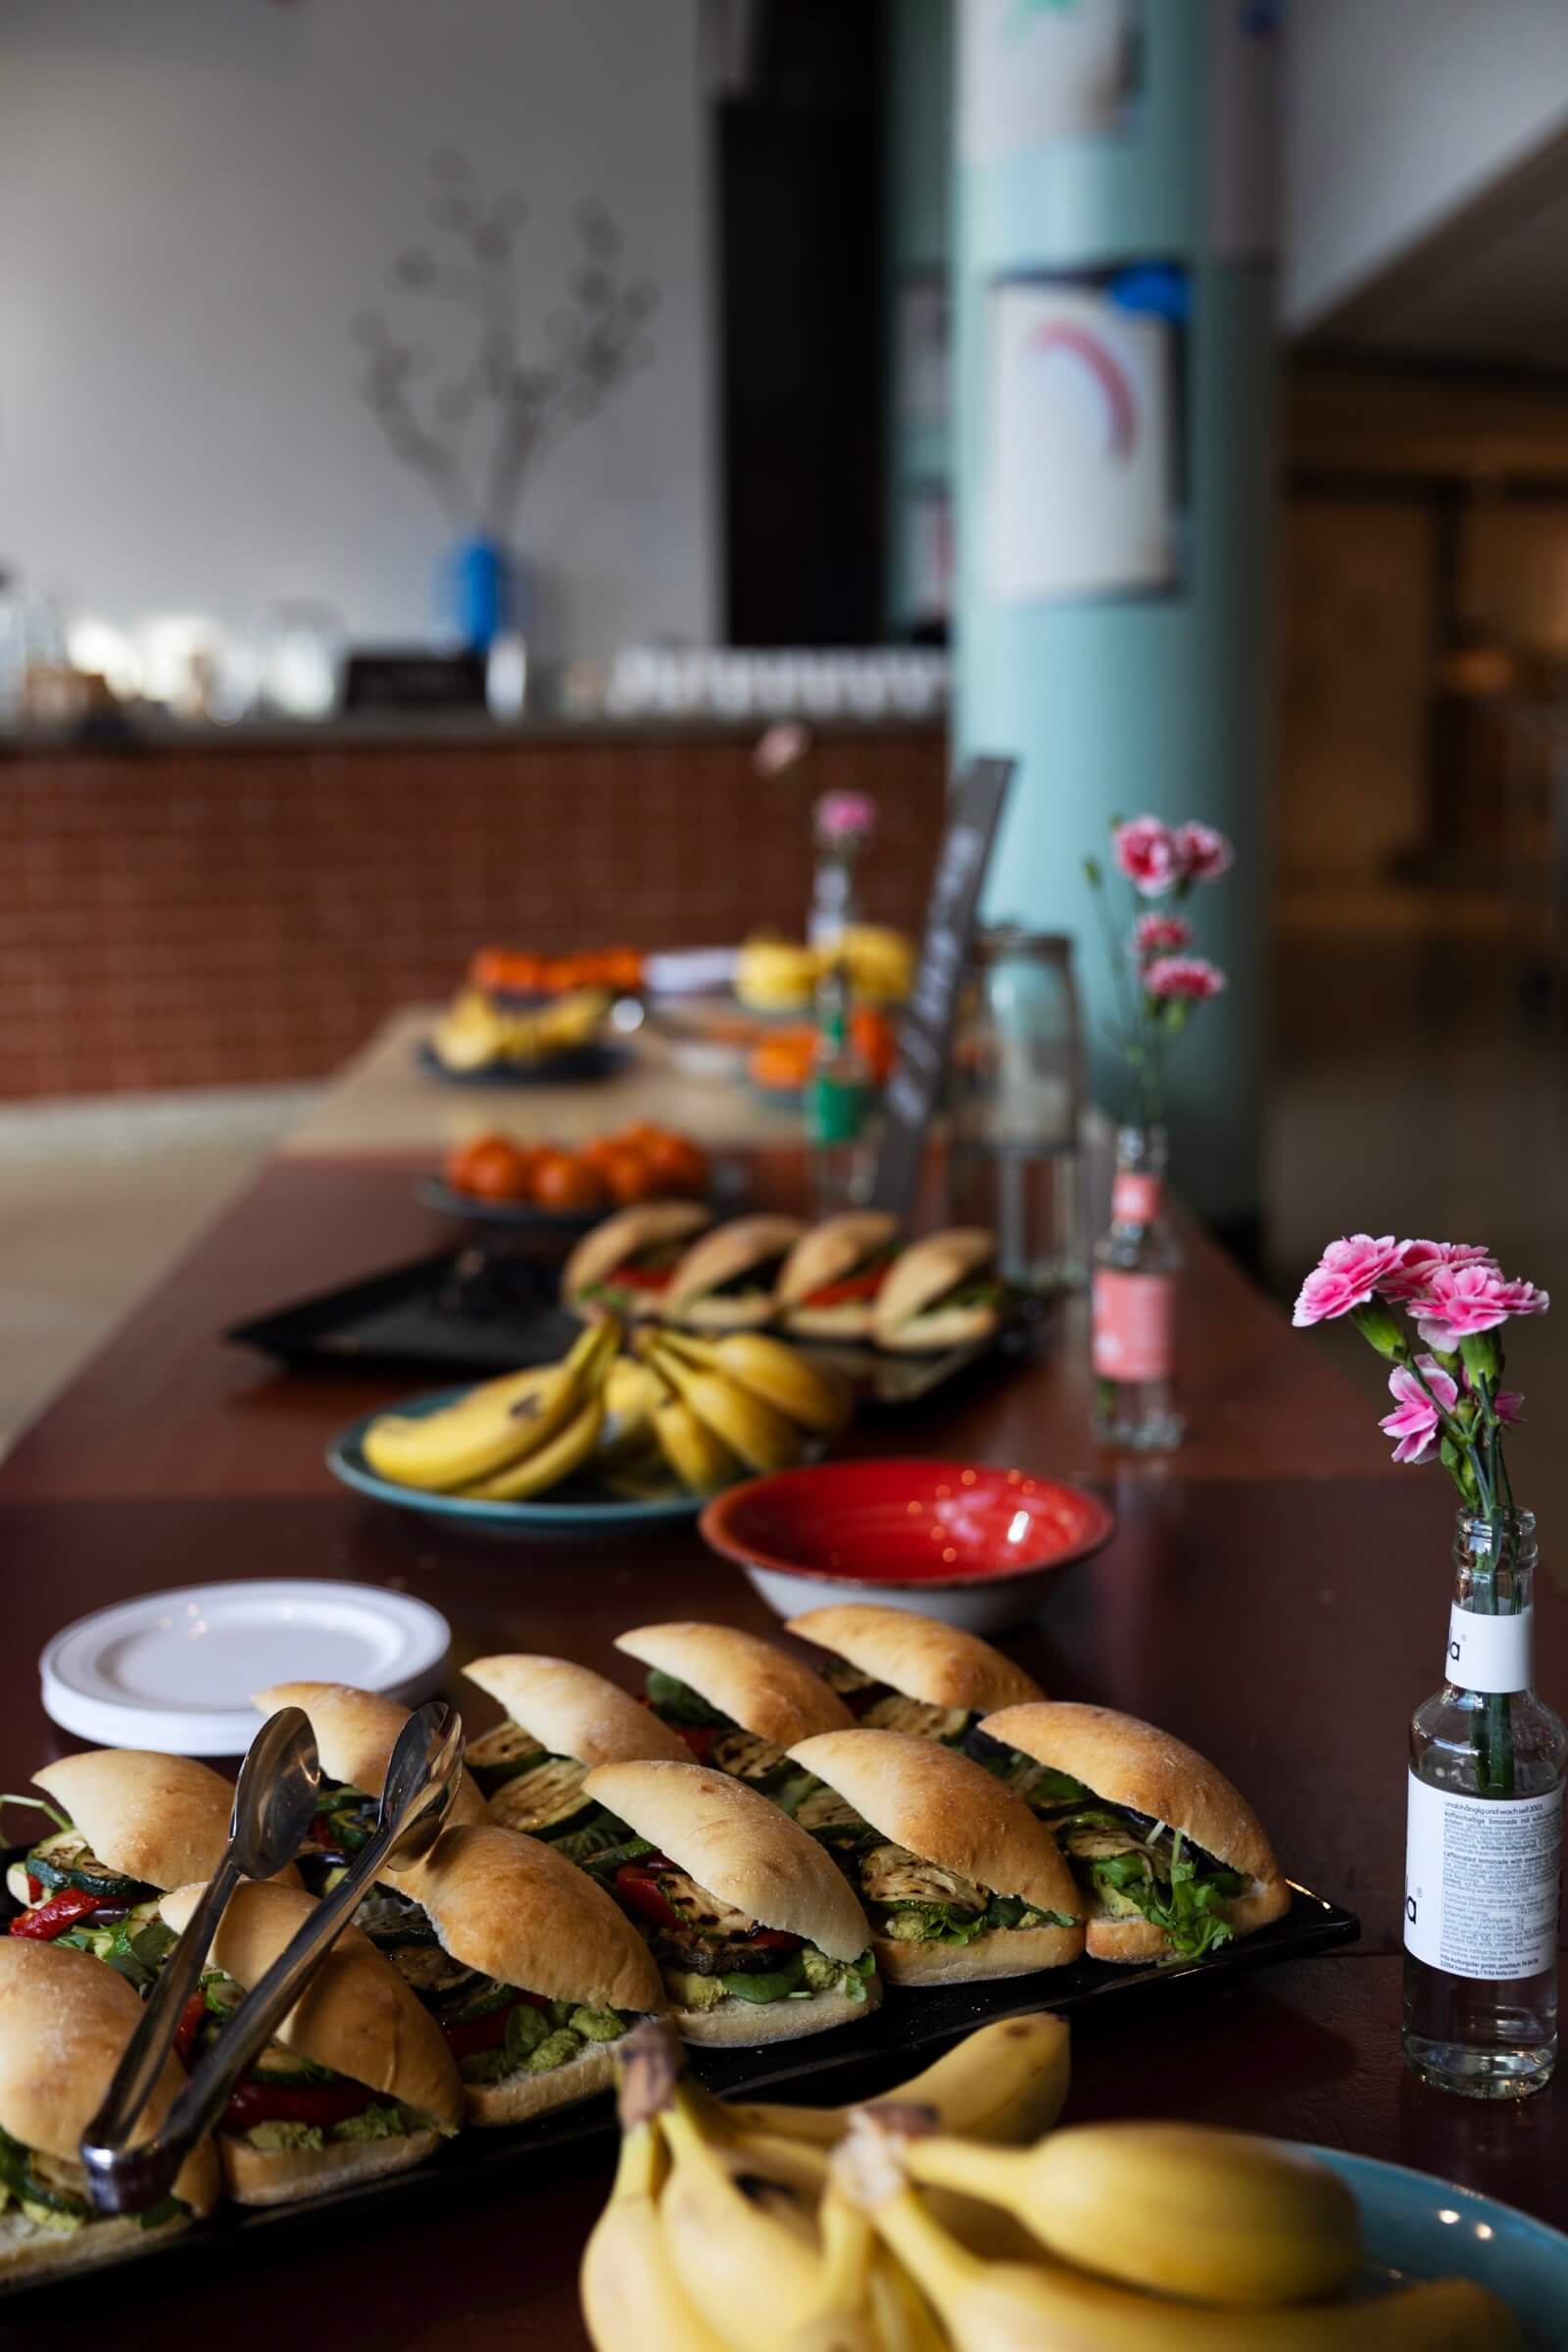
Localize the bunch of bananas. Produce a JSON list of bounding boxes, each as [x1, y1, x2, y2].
[[607, 1328, 853, 1499], [581, 2014, 1519, 2352], [429, 984, 612, 1073], [360, 1319, 852, 1507], [581, 2012, 1071, 2352]]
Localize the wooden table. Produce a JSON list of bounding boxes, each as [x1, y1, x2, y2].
[[2, 1141, 1563, 2347]]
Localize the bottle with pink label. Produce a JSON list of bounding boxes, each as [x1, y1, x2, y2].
[[1091, 1123, 1184, 1450]]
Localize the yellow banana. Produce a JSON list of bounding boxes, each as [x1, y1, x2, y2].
[[903, 2120, 1361, 2308], [652, 1391, 745, 1495], [646, 1341, 804, 1475], [772, 2187, 881, 2352], [657, 2078, 825, 2351], [850, 2165, 1516, 2352], [865, 2246, 948, 2352], [661, 1328, 854, 1438], [603, 1353, 664, 1458], [729, 2011, 1069, 2148], [363, 1318, 616, 1491], [579, 2117, 732, 2352], [462, 1390, 606, 1500]]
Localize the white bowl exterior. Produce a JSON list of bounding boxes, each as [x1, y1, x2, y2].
[[742, 1563, 1052, 1637]]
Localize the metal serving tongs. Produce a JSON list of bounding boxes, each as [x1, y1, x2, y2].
[[78, 1698, 463, 2214]]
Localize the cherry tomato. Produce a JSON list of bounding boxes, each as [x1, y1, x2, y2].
[[599, 1148, 658, 1206], [635, 1133, 710, 1196], [459, 1139, 535, 1202], [530, 1151, 606, 1211]]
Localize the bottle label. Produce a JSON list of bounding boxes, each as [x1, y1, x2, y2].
[[1111, 1171, 1162, 1224], [1092, 1270, 1175, 1382], [1403, 1772, 1562, 1981], [1446, 1605, 1535, 1694]]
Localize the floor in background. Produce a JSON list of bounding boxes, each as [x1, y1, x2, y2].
[[0, 1085, 317, 1457], [1266, 918, 1567, 1577]]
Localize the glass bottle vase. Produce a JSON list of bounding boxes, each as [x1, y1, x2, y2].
[[1090, 1124, 1183, 1450], [1402, 1508, 1566, 2097]]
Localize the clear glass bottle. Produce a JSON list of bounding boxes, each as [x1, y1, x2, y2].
[[1403, 1508, 1565, 2098], [1090, 1124, 1183, 1450], [806, 958, 869, 1214], [948, 929, 1085, 1295]]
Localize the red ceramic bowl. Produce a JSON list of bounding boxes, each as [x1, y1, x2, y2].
[[700, 1458, 1114, 1634]]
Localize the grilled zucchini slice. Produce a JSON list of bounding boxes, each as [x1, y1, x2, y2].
[[390, 1945, 484, 1997], [709, 1729, 789, 1783], [859, 1695, 971, 1743], [656, 1869, 759, 1939], [860, 1843, 986, 1915], [795, 1783, 866, 1836], [466, 1720, 548, 1788], [26, 1828, 144, 1900], [488, 1755, 594, 1838]]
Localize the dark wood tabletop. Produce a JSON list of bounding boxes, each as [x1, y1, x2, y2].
[[1, 1151, 1562, 2347]]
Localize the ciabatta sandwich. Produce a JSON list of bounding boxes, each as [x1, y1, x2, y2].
[[159, 1878, 462, 2205], [786, 1604, 1043, 1751], [870, 1229, 1003, 1352], [0, 1938, 217, 2287], [662, 1214, 808, 1332], [3, 1749, 291, 1990], [562, 1201, 713, 1318], [786, 1729, 1084, 1984], [776, 1212, 902, 1341], [613, 1621, 851, 1809], [979, 1702, 1291, 1964], [403, 1824, 664, 2123], [250, 1681, 486, 1900], [580, 1760, 878, 2043], [463, 1653, 688, 1861]]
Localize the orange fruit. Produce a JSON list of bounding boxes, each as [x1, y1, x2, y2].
[[530, 1151, 606, 1211], [460, 1138, 535, 1202]]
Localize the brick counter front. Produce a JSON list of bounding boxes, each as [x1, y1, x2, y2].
[[0, 725, 947, 1098]]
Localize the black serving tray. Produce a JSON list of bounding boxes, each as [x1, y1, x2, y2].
[[0, 1859, 1355, 2301], [225, 1247, 1047, 1403]]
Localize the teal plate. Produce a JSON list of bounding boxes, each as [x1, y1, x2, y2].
[[1310, 2147, 1568, 2340], [326, 1386, 701, 1536]]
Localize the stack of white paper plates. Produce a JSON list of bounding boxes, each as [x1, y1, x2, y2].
[[39, 1581, 451, 1755]]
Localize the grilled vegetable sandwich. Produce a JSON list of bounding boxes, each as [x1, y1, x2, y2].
[[979, 1702, 1291, 1964], [613, 1621, 852, 1812], [561, 1201, 713, 1318], [0, 1938, 218, 2286], [661, 1214, 808, 1333], [787, 1603, 1044, 1752], [158, 1879, 463, 2204], [775, 1211, 902, 1341], [787, 1729, 1085, 1983], [392, 1823, 664, 2122], [463, 1652, 687, 1862], [579, 1759, 878, 2043], [870, 1228, 1004, 1352], [4, 1748, 280, 1989]]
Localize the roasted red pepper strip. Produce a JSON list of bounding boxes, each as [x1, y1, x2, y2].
[[614, 1863, 680, 1931], [221, 2077, 375, 2132], [677, 1725, 719, 1764], [172, 1991, 209, 2068], [8, 1886, 106, 1939], [804, 1266, 889, 1307], [440, 1991, 547, 2061]]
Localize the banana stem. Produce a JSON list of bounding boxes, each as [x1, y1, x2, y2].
[[903, 2134, 1033, 2215]]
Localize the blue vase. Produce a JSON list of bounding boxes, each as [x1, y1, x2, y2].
[[450, 537, 511, 650]]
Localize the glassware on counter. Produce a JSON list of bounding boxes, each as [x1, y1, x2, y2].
[[253, 600, 347, 720], [807, 958, 871, 1215], [1090, 1122, 1184, 1450], [948, 928, 1084, 1295], [1403, 1507, 1564, 2098]]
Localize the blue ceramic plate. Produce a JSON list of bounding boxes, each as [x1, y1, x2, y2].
[[326, 1386, 701, 1536], [1309, 2147, 1568, 2339]]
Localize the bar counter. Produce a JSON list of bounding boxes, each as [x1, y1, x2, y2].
[[2, 1022, 1565, 2343]]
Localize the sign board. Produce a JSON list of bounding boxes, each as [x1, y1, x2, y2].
[[868, 756, 1015, 1221], [343, 651, 488, 714]]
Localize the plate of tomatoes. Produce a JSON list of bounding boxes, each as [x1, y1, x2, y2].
[[421, 1123, 744, 1230]]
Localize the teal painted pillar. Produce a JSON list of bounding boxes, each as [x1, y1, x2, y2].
[[884, 0, 955, 638], [954, 0, 1278, 1225]]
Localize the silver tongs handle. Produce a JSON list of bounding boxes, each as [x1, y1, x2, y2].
[[80, 1701, 461, 2214]]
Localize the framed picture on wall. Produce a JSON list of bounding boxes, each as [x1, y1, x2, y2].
[[960, 0, 1144, 162], [983, 261, 1189, 607]]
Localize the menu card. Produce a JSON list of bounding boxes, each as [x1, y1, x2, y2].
[[868, 755, 1015, 1219]]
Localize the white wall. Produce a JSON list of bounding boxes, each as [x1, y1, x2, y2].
[[0, 0, 716, 660], [1285, 0, 1568, 331]]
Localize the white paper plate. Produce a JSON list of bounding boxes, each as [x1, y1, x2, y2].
[[39, 1581, 451, 1756]]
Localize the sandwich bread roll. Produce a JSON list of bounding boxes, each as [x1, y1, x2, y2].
[[980, 1701, 1291, 1962], [0, 1938, 218, 2285], [160, 1878, 462, 2204], [615, 1621, 853, 1749], [871, 1229, 999, 1353], [561, 1200, 713, 1309], [776, 1211, 901, 1341], [788, 1729, 1084, 1984], [464, 1654, 690, 1770], [662, 1214, 808, 1331], [786, 1603, 1043, 1719], [251, 1681, 486, 1889], [30, 1749, 253, 1896]]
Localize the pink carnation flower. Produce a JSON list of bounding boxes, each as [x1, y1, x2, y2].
[[1133, 912, 1193, 957], [1414, 1264, 1550, 1349], [1292, 1234, 1404, 1328], [1145, 956, 1226, 1002], [814, 790, 876, 844], [1174, 820, 1234, 883], [1112, 816, 1181, 897], [1380, 1356, 1457, 1465], [1379, 1240, 1495, 1305]]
